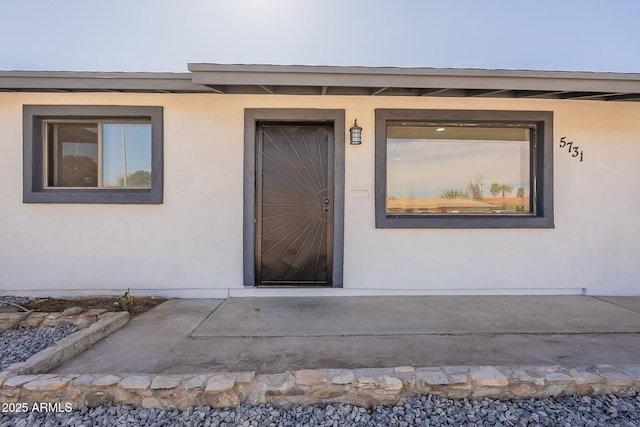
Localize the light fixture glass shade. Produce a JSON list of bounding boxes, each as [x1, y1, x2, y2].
[[350, 119, 362, 145]]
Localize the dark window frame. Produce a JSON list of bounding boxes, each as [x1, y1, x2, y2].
[[23, 105, 163, 204], [375, 109, 554, 229]]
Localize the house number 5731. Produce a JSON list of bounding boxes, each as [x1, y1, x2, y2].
[[559, 137, 584, 162]]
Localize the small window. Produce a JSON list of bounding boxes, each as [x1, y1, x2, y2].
[[46, 122, 152, 188], [375, 109, 553, 228], [24, 106, 163, 204]]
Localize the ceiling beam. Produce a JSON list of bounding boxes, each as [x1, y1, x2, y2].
[[559, 92, 623, 100], [606, 93, 640, 101], [514, 90, 569, 98], [467, 89, 512, 97], [371, 87, 389, 96], [419, 88, 451, 96], [206, 85, 226, 94]]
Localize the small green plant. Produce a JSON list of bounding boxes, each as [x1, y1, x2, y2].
[[119, 288, 134, 312]]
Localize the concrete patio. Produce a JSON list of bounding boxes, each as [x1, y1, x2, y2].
[[53, 295, 640, 375]]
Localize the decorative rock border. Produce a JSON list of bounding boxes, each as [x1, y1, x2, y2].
[[0, 308, 114, 332], [2, 364, 639, 410], [1, 311, 129, 376]]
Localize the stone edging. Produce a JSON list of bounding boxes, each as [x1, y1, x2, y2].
[[2, 364, 639, 410], [2, 312, 129, 376], [1, 308, 106, 332]]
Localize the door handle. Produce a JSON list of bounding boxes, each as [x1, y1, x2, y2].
[[323, 197, 330, 212]]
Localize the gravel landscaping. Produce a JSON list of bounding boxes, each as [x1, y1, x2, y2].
[[2, 295, 639, 425], [0, 324, 78, 371], [0, 296, 34, 308], [1, 394, 639, 426], [0, 295, 78, 371]]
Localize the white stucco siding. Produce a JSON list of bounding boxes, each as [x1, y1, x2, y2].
[[345, 97, 640, 296], [0, 93, 247, 297], [553, 102, 640, 295], [1, 92, 639, 296]]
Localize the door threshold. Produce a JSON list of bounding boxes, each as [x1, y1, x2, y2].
[[231, 287, 338, 297], [256, 284, 333, 288]]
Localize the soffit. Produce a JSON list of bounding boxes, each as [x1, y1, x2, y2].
[[188, 64, 640, 102]]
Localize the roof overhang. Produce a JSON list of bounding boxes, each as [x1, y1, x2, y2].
[[0, 71, 215, 93], [188, 64, 640, 101], [2, 64, 640, 101]]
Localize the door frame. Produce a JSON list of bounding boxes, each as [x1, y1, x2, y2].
[[243, 109, 345, 287]]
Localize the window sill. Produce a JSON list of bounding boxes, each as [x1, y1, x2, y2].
[[24, 188, 162, 204], [376, 214, 554, 229]]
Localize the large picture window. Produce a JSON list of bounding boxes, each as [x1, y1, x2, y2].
[[375, 109, 553, 228], [24, 106, 163, 204]]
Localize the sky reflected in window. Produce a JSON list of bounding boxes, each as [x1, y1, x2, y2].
[[102, 123, 152, 188], [386, 125, 531, 215]]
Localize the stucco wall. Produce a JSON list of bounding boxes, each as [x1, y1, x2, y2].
[[1, 92, 639, 296]]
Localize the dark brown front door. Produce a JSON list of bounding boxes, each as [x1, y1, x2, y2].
[[256, 124, 333, 286]]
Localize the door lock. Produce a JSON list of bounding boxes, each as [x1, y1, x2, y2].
[[323, 197, 330, 212]]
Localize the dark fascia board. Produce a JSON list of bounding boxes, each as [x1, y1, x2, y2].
[[189, 63, 640, 94], [0, 71, 215, 93]]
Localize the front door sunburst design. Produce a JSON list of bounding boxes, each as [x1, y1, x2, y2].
[[257, 125, 331, 285]]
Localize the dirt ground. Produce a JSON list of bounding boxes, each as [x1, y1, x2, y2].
[[22, 296, 167, 317]]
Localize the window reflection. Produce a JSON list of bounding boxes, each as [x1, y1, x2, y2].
[[47, 122, 152, 189], [53, 124, 98, 187], [102, 124, 152, 188], [386, 125, 532, 215]]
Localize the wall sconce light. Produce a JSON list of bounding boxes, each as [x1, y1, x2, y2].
[[349, 119, 362, 145]]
